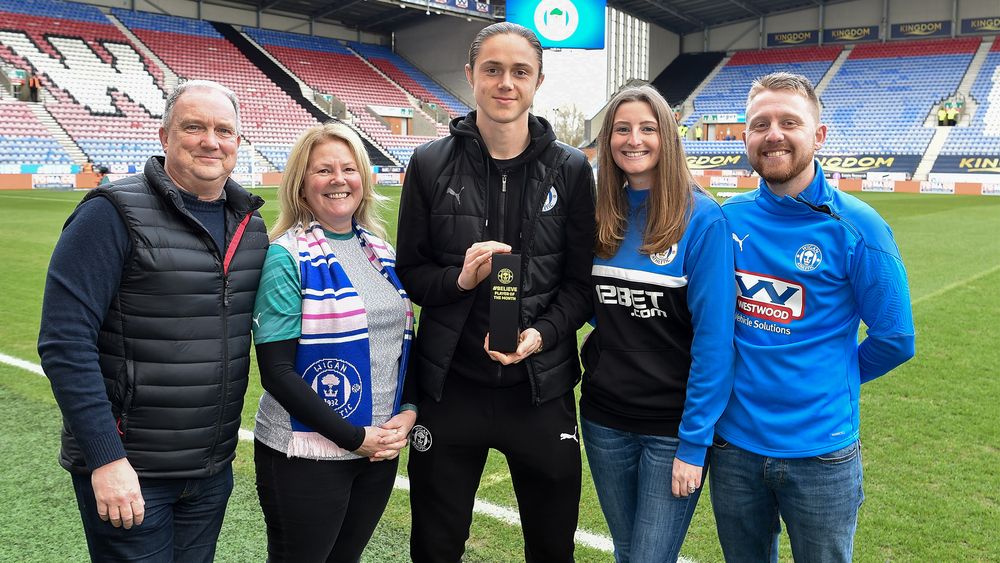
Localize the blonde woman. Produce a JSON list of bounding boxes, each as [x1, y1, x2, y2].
[[251, 122, 415, 561]]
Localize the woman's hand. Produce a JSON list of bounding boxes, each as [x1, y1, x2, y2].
[[353, 426, 394, 458], [368, 410, 418, 462], [671, 457, 704, 498]]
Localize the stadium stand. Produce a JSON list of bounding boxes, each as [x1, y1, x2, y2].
[[938, 36, 1000, 157], [243, 27, 439, 166], [821, 38, 980, 156], [651, 51, 726, 106], [113, 9, 319, 170], [0, 0, 166, 170], [347, 41, 470, 118], [682, 46, 841, 155], [0, 101, 73, 165], [214, 23, 394, 168], [2, 1, 994, 181]]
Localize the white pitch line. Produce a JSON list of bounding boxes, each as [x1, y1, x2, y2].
[[0, 352, 45, 376], [3, 353, 628, 556], [910, 263, 1000, 306], [0, 194, 79, 203]]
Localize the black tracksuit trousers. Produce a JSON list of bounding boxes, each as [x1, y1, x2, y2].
[[408, 376, 582, 562]]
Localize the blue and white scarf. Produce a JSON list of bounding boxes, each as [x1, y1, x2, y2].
[[281, 221, 413, 458]]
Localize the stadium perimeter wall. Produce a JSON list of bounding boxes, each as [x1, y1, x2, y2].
[[692, 171, 999, 196], [0, 171, 285, 190], [4, 171, 998, 198]]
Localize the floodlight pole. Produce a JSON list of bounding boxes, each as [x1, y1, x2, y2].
[[818, 3, 825, 46]]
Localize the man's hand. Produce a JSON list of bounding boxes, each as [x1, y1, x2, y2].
[[92, 458, 144, 529], [369, 410, 417, 462], [671, 458, 704, 498], [457, 241, 511, 291], [484, 328, 543, 365]]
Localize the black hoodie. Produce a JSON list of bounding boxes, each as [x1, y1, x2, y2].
[[450, 114, 556, 386], [396, 112, 596, 404]]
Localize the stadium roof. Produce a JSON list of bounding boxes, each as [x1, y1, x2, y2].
[[609, 0, 851, 36], [212, 0, 852, 36]]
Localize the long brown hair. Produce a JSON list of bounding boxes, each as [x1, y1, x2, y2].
[[594, 85, 705, 259], [270, 122, 386, 241]]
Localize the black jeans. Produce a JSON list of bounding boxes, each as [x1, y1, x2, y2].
[[407, 376, 582, 562], [255, 440, 398, 563]]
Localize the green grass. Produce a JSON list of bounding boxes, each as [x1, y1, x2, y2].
[[1, 188, 998, 561]]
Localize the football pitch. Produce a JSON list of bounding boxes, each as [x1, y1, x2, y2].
[[0, 187, 997, 561]]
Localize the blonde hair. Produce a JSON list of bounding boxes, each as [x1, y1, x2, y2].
[[270, 122, 387, 241], [746, 72, 821, 121], [595, 85, 706, 259]]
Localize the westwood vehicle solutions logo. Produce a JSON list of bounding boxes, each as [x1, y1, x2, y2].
[[736, 271, 804, 327]]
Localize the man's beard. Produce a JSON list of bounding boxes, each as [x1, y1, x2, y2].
[[751, 147, 814, 186]]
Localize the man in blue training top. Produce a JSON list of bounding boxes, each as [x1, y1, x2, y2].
[[38, 80, 268, 562], [711, 72, 915, 562]]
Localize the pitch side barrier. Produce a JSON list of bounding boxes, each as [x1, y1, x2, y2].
[[0, 167, 406, 190], [690, 170, 1000, 197], [682, 152, 999, 196]]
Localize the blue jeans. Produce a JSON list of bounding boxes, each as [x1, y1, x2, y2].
[[582, 417, 702, 563], [709, 438, 864, 563], [71, 464, 234, 562]]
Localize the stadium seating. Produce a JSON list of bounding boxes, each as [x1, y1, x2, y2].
[[821, 38, 980, 156], [113, 9, 319, 170], [651, 51, 727, 106], [682, 46, 841, 155], [0, 0, 166, 170], [0, 101, 72, 165], [243, 28, 440, 166], [939, 36, 1000, 156], [347, 41, 470, 118]]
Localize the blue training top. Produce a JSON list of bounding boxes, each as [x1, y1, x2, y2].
[[581, 187, 735, 467], [718, 161, 915, 457]]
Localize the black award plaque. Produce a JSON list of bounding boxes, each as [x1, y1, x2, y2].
[[489, 253, 521, 353]]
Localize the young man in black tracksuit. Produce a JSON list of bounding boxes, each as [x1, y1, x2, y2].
[[396, 23, 596, 562]]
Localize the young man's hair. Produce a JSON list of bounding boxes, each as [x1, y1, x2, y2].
[[595, 84, 706, 259], [270, 121, 387, 241], [746, 72, 822, 121], [468, 22, 543, 75]]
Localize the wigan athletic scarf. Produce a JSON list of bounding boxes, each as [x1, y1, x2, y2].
[[283, 221, 413, 458]]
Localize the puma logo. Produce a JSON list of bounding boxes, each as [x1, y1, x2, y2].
[[253, 313, 262, 328], [559, 425, 579, 443], [732, 233, 750, 252], [446, 186, 465, 206]]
